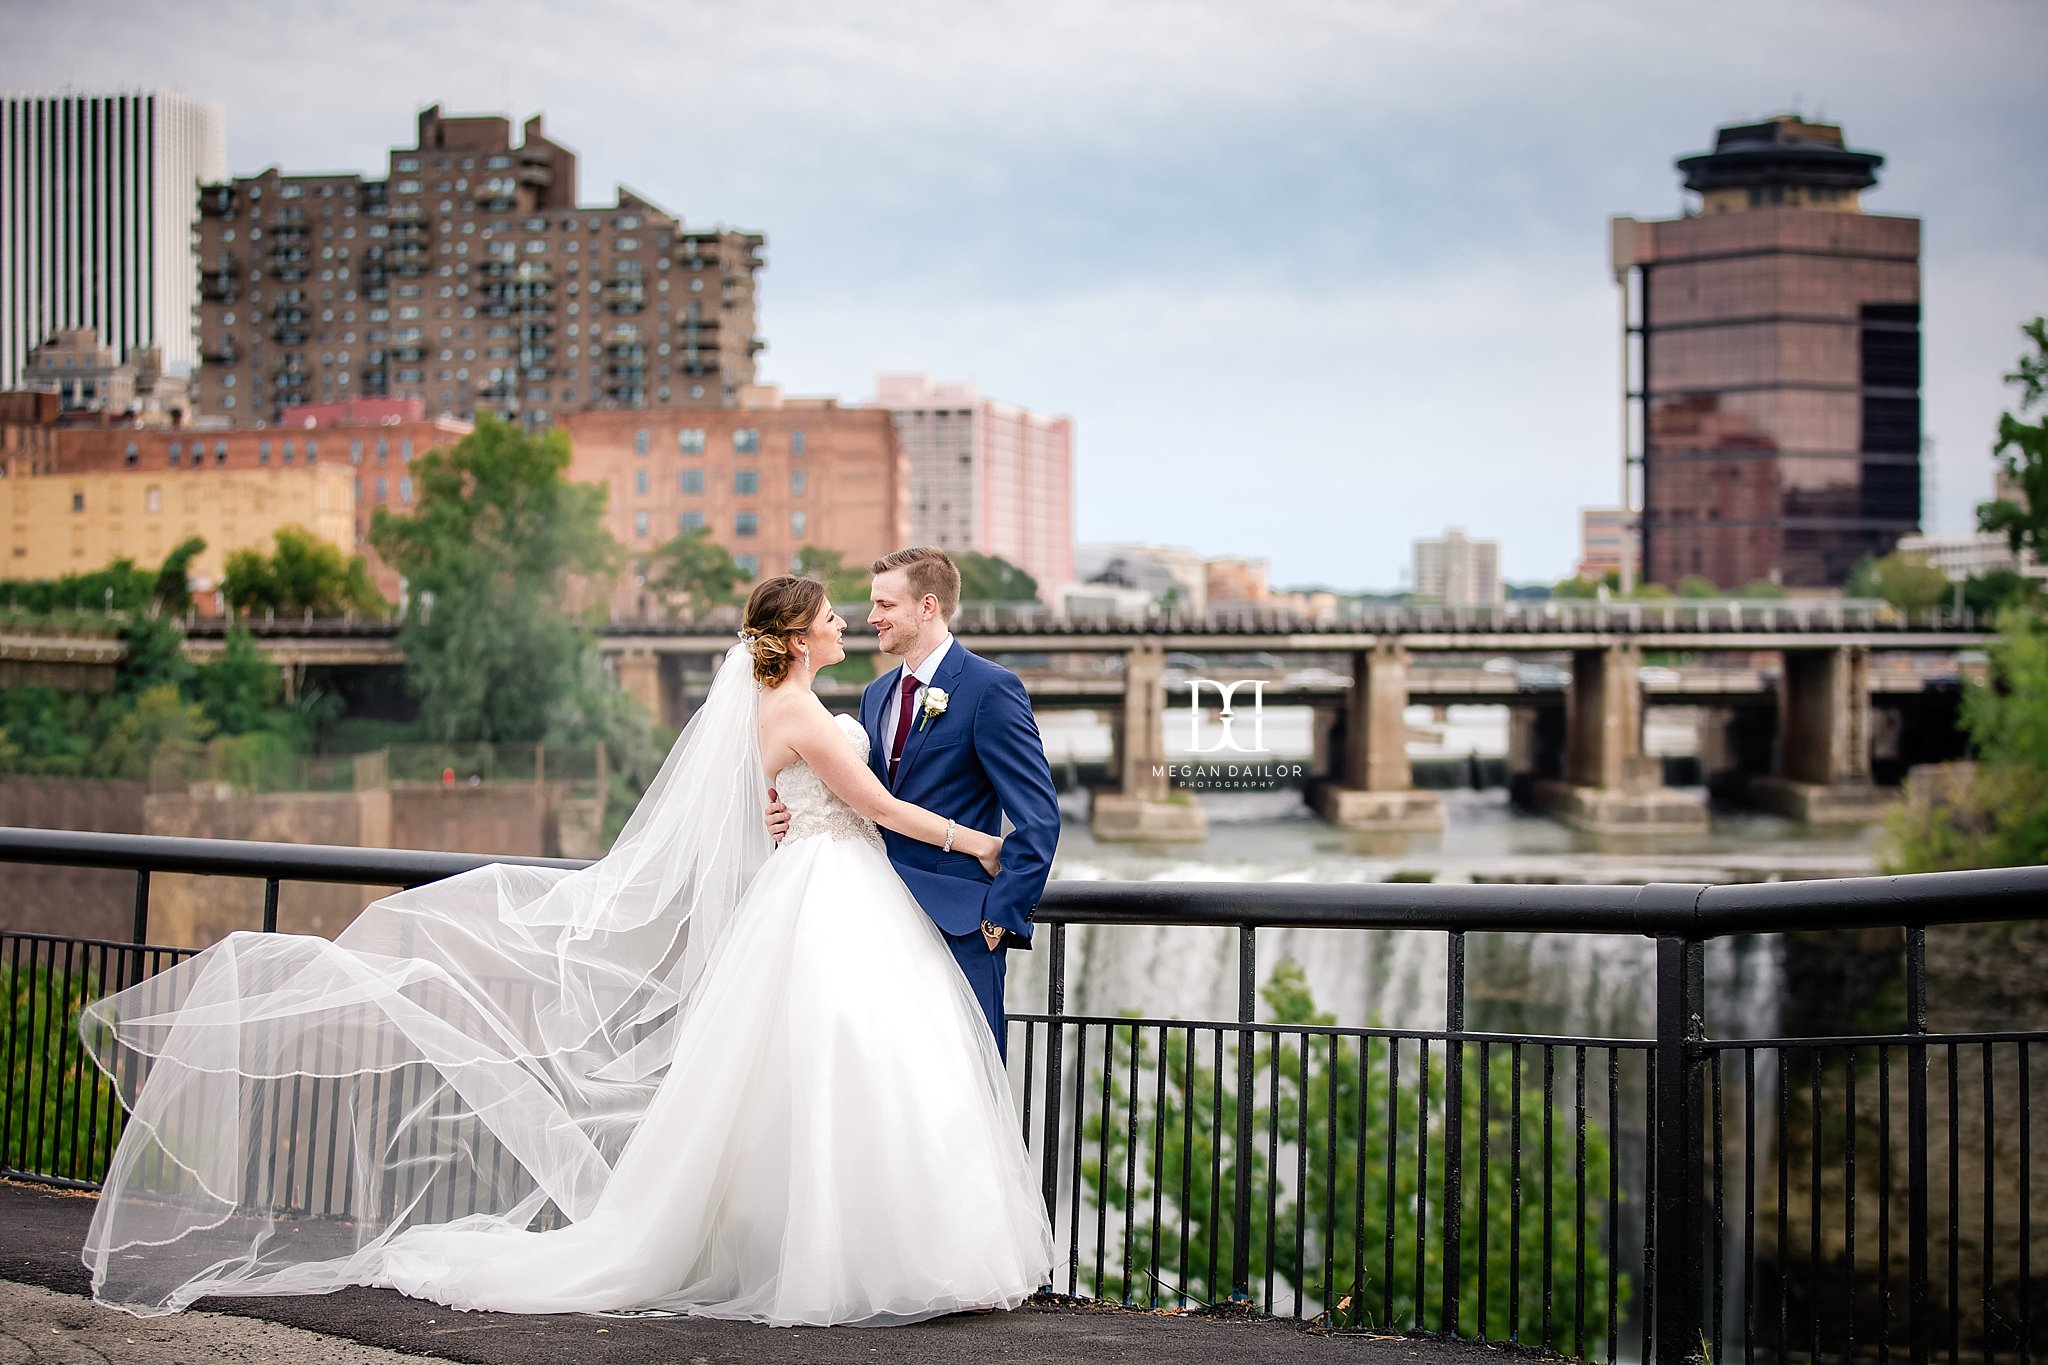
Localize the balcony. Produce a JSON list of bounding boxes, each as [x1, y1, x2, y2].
[[198, 185, 236, 218], [606, 384, 646, 405], [607, 363, 645, 382], [390, 344, 426, 363], [522, 365, 553, 382], [679, 359, 718, 377], [200, 341, 238, 365], [199, 270, 238, 302], [360, 368, 388, 391], [271, 326, 309, 346], [517, 153, 553, 189]]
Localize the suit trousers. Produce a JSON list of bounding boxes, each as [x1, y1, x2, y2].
[[945, 931, 1008, 1063]]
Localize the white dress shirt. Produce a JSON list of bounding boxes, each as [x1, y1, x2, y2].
[[881, 632, 955, 764]]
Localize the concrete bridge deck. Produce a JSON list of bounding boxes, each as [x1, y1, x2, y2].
[[0, 1180, 1505, 1365]]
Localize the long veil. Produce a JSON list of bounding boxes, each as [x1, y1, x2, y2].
[[80, 641, 772, 1315]]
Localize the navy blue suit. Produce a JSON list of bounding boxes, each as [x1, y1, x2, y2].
[[860, 643, 1060, 1060]]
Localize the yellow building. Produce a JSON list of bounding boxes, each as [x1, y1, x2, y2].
[[1, 465, 357, 591]]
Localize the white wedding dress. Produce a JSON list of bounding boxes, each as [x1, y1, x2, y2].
[[80, 645, 1052, 1325], [375, 713, 1053, 1322]]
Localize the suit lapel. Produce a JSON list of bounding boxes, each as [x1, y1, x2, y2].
[[891, 644, 968, 790], [861, 672, 892, 783]]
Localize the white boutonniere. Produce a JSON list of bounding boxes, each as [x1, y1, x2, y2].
[[917, 686, 949, 732]]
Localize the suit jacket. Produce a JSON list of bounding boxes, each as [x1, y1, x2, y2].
[[860, 643, 1060, 944]]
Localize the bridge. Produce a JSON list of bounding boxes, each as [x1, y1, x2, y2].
[[4, 602, 1992, 838], [0, 826, 2040, 1363]]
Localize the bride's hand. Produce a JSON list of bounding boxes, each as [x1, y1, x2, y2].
[[977, 838, 1003, 879]]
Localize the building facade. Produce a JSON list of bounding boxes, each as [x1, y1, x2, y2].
[[870, 373, 1074, 599], [1, 89, 227, 388], [49, 413, 473, 598], [1575, 506, 1639, 584], [191, 105, 763, 429], [22, 328, 189, 424], [1614, 115, 1921, 591], [563, 391, 908, 619], [2, 462, 355, 593], [1413, 528, 1503, 607]]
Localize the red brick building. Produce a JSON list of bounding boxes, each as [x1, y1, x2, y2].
[[563, 389, 908, 619]]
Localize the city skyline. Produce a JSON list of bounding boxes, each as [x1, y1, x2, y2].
[[4, 0, 2043, 590]]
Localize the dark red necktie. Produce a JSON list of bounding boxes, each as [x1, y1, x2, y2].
[[889, 672, 920, 780]]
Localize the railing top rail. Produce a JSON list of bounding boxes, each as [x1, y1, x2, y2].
[[2, 827, 2043, 938]]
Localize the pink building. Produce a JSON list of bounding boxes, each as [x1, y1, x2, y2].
[[869, 373, 1074, 599]]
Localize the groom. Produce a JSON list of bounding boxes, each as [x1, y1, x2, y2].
[[768, 547, 1059, 1060]]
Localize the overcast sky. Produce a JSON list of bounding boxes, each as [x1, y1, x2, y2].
[[7, 0, 2045, 589]]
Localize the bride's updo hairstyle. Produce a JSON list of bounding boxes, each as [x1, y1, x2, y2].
[[742, 575, 828, 686]]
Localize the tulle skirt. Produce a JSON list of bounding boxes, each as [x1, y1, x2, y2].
[[81, 833, 1053, 1325]]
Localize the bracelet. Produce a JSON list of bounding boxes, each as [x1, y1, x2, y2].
[[942, 818, 955, 853]]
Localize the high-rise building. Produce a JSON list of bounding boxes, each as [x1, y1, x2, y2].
[[1613, 115, 1921, 590], [1413, 528, 1503, 607], [870, 373, 1074, 598], [191, 105, 764, 429], [1, 89, 227, 387]]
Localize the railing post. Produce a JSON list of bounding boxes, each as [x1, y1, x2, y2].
[[1653, 933, 1707, 1364], [1906, 924, 1931, 1363], [1232, 923, 1257, 1303], [1441, 930, 1467, 1336], [1040, 921, 1066, 1225]]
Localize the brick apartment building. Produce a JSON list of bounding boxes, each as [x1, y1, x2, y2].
[[564, 390, 909, 619], [192, 105, 764, 430]]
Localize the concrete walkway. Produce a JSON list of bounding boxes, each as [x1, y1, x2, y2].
[[0, 1181, 1520, 1364]]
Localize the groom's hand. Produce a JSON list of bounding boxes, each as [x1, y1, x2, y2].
[[765, 790, 790, 844]]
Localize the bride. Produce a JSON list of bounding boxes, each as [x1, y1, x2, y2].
[[79, 574, 1055, 1324]]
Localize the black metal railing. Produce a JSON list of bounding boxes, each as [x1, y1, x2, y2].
[[0, 827, 2040, 1362]]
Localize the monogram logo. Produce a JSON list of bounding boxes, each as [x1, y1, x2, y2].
[[1182, 678, 1269, 755]]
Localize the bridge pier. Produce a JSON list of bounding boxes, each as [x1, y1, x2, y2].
[[1747, 645, 1895, 823], [1311, 645, 1444, 831], [1531, 644, 1708, 834], [1092, 646, 1207, 842]]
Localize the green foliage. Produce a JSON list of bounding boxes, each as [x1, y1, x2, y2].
[[1553, 575, 1604, 600], [193, 629, 284, 735], [955, 551, 1040, 604], [1734, 579, 1788, 599], [1962, 569, 2042, 617], [1846, 552, 1951, 614], [643, 526, 748, 618], [1977, 317, 2048, 560], [152, 536, 207, 617], [92, 683, 214, 780], [1676, 575, 1719, 599], [0, 558, 153, 616], [1081, 961, 1621, 1338], [370, 417, 621, 742], [222, 526, 385, 618], [2, 961, 123, 1180], [791, 545, 872, 603]]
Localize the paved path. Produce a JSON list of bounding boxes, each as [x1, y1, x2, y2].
[[0, 1181, 1519, 1364]]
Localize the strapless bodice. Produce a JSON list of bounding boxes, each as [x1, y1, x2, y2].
[[775, 713, 885, 851]]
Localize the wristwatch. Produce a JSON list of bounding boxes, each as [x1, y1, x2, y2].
[[981, 919, 1002, 939]]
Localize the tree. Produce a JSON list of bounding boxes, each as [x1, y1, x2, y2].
[[370, 417, 619, 742], [1082, 961, 1621, 1339], [1977, 317, 2048, 560], [642, 526, 747, 619], [91, 683, 213, 780], [1846, 552, 1950, 614], [1733, 578, 1788, 599], [1963, 569, 2042, 618], [1553, 576, 1603, 600], [222, 526, 385, 618], [1676, 575, 1719, 599], [152, 536, 207, 617], [791, 546, 871, 602], [192, 629, 284, 735], [955, 551, 1039, 604]]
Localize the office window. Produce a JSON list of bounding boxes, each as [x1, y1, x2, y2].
[[734, 470, 758, 495], [733, 428, 759, 455], [735, 553, 759, 577], [791, 511, 806, 537], [163, 442, 177, 468], [215, 442, 228, 465], [735, 513, 757, 537], [351, 439, 363, 465], [678, 427, 706, 454], [635, 468, 649, 495], [790, 429, 805, 455], [791, 470, 806, 496], [680, 468, 704, 495], [377, 438, 389, 464], [634, 429, 650, 455], [679, 511, 704, 532], [400, 476, 414, 504], [282, 439, 295, 464], [634, 511, 650, 538], [376, 477, 388, 500], [259, 439, 272, 466]]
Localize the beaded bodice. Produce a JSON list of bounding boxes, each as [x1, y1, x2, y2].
[[775, 713, 886, 851]]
